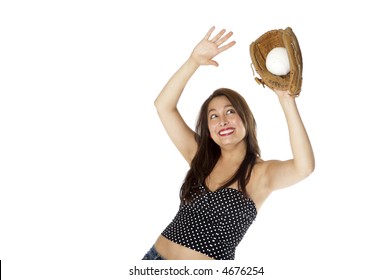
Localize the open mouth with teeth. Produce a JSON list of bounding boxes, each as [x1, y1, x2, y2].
[[218, 128, 235, 136]]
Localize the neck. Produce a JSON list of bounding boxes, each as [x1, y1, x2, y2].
[[219, 142, 247, 165]]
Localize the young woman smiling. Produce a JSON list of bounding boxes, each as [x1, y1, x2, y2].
[[142, 26, 315, 260]]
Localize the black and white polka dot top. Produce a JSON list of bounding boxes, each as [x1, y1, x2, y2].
[[161, 184, 257, 260]]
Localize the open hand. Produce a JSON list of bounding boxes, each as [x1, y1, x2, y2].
[[190, 26, 236, 67]]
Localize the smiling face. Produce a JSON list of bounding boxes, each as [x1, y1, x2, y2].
[[207, 96, 246, 148]]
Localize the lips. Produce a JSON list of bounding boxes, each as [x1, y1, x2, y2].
[[218, 128, 235, 136]]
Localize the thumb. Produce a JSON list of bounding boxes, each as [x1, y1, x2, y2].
[[208, 60, 219, 67]]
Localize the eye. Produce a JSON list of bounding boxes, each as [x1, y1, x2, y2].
[[210, 114, 218, 120], [226, 108, 236, 115]]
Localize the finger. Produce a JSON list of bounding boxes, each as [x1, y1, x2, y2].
[[215, 31, 233, 46], [210, 28, 226, 42], [204, 26, 216, 40], [207, 60, 219, 67], [217, 40, 236, 53]]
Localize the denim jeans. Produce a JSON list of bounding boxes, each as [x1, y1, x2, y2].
[[142, 245, 166, 260]]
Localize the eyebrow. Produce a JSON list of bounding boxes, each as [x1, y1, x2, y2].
[[208, 104, 233, 114]]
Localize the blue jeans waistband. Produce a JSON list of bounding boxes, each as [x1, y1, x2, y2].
[[142, 245, 166, 260]]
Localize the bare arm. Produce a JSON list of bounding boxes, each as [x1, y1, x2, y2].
[[264, 90, 315, 190], [154, 27, 236, 164]]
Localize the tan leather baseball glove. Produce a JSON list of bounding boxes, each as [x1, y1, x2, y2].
[[250, 27, 303, 97]]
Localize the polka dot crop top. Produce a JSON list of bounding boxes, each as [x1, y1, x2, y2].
[[161, 184, 257, 260]]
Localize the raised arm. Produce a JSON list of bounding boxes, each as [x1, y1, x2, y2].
[[154, 27, 236, 164], [263, 90, 315, 191]]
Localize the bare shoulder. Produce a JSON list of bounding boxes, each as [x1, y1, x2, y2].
[[250, 158, 276, 185], [246, 158, 273, 209]]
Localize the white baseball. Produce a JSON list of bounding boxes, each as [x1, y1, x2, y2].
[[266, 47, 290, 76]]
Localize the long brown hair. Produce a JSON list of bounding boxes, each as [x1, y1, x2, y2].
[[180, 88, 260, 202]]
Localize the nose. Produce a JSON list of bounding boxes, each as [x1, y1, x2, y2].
[[219, 117, 229, 126]]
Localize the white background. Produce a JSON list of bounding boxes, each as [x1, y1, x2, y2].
[[1, 0, 390, 279]]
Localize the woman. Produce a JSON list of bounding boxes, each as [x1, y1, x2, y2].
[[143, 26, 315, 260]]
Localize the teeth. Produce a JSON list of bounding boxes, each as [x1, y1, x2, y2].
[[219, 129, 234, 135]]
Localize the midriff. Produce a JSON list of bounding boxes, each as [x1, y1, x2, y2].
[[154, 235, 214, 260]]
